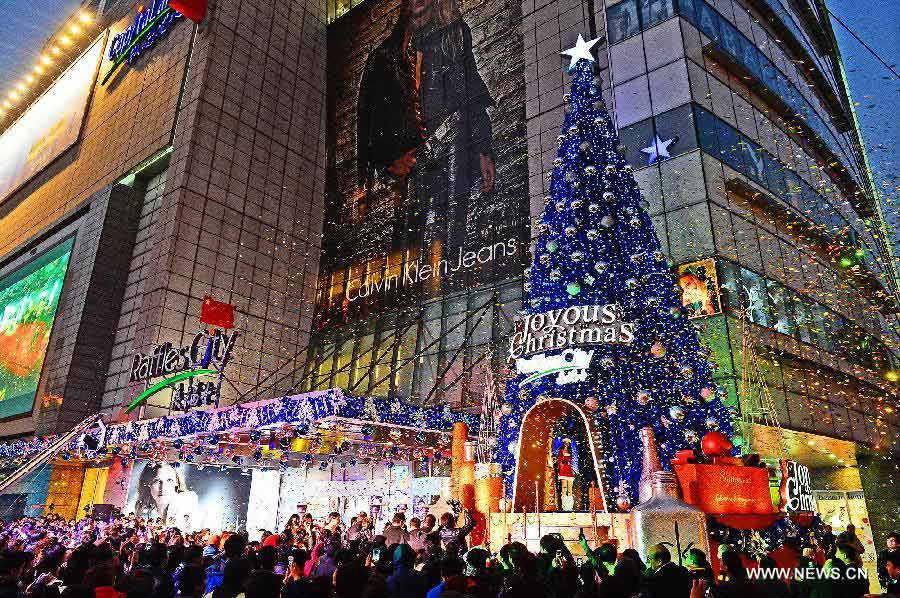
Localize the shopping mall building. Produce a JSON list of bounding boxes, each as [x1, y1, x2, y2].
[[0, 0, 897, 563]]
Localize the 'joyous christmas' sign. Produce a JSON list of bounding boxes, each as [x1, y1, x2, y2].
[[508, 304, 634, 361], [780, 459, 813, 513]]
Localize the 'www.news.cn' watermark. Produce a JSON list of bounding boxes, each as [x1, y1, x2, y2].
[[748, 567, 869, 581]]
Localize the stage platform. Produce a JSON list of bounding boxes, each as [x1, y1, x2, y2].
[[488, 511, 634, 556]]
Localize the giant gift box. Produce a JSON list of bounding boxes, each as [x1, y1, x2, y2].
[[673, 463, 773, 515]]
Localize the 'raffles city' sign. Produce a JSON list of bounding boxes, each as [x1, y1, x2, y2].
[[126, 329, 237, 413]]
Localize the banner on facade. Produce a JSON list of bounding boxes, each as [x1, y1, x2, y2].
[[0, 38, 103, 203]]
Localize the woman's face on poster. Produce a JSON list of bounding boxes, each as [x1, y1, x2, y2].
[[149, 465, 179, 505]]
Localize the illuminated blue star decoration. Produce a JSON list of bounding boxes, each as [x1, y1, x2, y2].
[[641, 134, 675, 165]]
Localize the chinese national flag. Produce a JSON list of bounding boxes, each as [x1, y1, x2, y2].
[[201, 296, 235, 329], [168, 0, 207, 23]]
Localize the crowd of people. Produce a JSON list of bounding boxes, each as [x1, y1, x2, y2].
[[1, 505, 898, 598]]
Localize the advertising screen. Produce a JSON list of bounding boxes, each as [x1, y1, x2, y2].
[[0, 37, 104, 203], [322, 0, 529, 319], [0, 238, 74, 419], [677, 258, 721, 318], [125, 460, 252, 532]]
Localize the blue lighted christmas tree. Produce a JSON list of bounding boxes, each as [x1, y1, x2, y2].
[[496, 42, 733, 510]]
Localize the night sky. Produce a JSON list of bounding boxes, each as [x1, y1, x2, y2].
[[0, 0, 896, 250]]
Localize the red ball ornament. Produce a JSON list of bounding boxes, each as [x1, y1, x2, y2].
[[701, 431, 733, 458]]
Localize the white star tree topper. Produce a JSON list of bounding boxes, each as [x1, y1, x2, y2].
[[560, 34, 603, 70]]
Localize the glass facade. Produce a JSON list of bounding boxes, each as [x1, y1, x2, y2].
[[619, 103, 888, 285], [717, 259, 895, 373], [607, 0, 867, 197], [306, 283, 522, 404]]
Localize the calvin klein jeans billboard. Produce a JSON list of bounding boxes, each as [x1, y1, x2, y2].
[[322, 0, 528, 320], [125, 460, 251, 532]]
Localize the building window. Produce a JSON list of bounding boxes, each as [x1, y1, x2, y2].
[[642, 0, 675, 29], [608, 0, 641, 44], [715, 258, 897, 373]]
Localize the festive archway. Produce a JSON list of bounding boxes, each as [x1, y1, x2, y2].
[[511, 398, 607, 512]]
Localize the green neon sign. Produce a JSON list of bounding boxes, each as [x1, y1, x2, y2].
[[125, 368, 215, 413]]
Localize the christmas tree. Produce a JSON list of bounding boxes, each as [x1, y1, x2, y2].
[[496, 39, 734, 510]]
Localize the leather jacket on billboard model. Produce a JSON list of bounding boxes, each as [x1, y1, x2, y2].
[[356, 14, 493, 191], [356, 12, 423, 190]]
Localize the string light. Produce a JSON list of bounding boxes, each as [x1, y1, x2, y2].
[[0, 389, 477, 462], [1, 10, 96, 131]]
